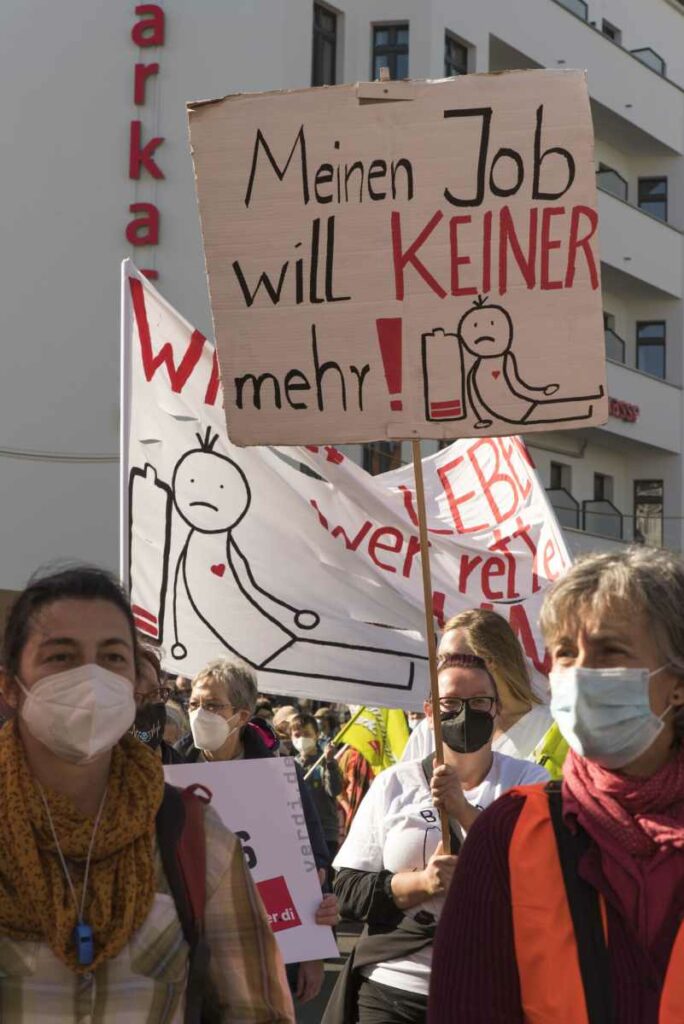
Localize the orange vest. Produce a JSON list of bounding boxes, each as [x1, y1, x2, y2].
[[508, 784, 684, 1024]]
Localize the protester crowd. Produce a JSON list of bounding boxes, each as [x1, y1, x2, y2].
[[0, 548, 681, 1021]]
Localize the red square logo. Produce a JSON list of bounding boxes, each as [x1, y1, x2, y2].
[[256, 876, 302, 933]]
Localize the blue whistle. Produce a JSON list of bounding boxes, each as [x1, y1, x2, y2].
[[74, 922, 94, 966]]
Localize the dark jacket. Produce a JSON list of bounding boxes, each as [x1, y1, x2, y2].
[[175, 723, 330, 873], [321, 867, 435, 1024], [295, 744, 343, 844], [161, 739, 187, 765]]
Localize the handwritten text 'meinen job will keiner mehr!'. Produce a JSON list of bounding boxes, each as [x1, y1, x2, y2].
[[240, 106, 599, 308]]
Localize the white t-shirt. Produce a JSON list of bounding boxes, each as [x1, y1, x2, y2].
[[402, 703, 552, 763], [333, 753, 549, 996]]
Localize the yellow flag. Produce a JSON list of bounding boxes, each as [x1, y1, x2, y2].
[[339, 706, 409, 770]]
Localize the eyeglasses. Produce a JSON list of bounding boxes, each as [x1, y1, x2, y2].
[[433, 696, 496, 716], [134, 686, 172, 705], [187, 699, 233, 715]]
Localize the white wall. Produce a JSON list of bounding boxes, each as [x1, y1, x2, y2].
[[0, 0, 312, 589]]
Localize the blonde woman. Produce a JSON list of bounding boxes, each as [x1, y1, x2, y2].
[[403, 609, 565, 775]]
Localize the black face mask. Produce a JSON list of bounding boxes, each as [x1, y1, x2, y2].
[[132, 703, 167, 751], [441, 704, 494, 754]]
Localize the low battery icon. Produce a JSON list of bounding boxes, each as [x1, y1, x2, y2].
[[421, 329, 466, 422]]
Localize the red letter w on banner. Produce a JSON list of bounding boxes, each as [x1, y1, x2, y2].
[[129, 277, 207, 393]]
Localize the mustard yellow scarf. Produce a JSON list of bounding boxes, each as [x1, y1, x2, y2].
[[0, 721, 164, 972]]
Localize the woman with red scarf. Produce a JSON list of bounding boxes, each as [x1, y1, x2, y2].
[[428, 548, 684, 1024]]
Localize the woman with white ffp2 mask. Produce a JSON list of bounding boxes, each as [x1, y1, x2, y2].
[[174, 661, 341, 1009], [0, 566, 293, 1021], [178, 662, 253, 762], [428, 548, 684, 1024]]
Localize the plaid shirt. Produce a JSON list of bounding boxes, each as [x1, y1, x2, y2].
[[0, 806, 294, 1023]]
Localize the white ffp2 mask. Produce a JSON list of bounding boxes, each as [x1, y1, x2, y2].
[[190, 707, 241, 753], [18, 664, 136, 764], [549, 665, 670, 770], [292, 735, 317, 756]]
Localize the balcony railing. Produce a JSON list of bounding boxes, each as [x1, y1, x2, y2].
[[596, 168, 627, 202], [604, 327, 626, 363], [548, 0, 684, 105], [546, 488, 580, 529], [631, 47, 666, 76], [556, 0, 588, 18], [582, 499, 624, 540]]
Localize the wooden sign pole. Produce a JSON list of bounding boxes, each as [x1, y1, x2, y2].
[[411, 439, 451, 853]]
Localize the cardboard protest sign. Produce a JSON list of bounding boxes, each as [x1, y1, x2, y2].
[[121, 262, 570, 706], [187, 69, 607, 446], [163, 757, 338, 963]]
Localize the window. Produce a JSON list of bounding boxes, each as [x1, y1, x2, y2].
[[363, 441, 402, 475], [593, 473, 613, 502], [603, 311, 625, 363], [312, 4, 337, 86], [596, 164, 627, 201], [631, 47, 666, 76], [634, 480, 663, 547], [601, 20, 622, 44], [445, 33, 468, 77], [557, 0, 588, 19], [550, 462, 572, 491], [637, 321, 666, 379], [638, 177, 667, 221], [372, 24, 409, 81]]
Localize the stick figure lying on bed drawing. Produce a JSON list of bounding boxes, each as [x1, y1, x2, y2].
[[168, 429, 420, 690], [457, 295, 604, 429]]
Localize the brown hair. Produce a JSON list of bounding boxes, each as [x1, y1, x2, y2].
[[3, 565, 140, 676], [440, 608, 541, 708], [289, 712, 319, 734], [437, 652, 498, 699], [138, 645, 162, 680]]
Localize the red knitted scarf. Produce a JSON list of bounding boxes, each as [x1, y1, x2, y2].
[[563, 745, 684, 858]]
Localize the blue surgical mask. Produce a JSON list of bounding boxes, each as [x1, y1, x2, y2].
[[549, 665, 671, 770]]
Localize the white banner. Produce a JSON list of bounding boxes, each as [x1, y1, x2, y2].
[[121, 261, 570, 709], [164, 757, 337, 964]]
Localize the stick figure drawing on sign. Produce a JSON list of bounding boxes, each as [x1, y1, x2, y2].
[[459, 295, 604, 428], [169, 429, 421, 691], [423, 295, 604, 428]]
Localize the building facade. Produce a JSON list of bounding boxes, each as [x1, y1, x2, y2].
[[1, 0, 682, 590]]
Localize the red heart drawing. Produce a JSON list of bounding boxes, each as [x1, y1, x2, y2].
[[210, 564, 226, 578], [492, 371, 501, 379]]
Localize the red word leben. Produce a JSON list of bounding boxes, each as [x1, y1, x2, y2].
[[127, 4, 165, 280]]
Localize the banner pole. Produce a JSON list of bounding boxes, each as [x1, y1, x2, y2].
[[303, 706, 365, 781], [411, 439, 451, 852]]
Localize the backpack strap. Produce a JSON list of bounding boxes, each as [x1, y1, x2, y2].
[[156, 783, 213, 1024], [421, 754, 462, 854], [178, 784, 211, 935], [545, 782, 613, 1024], [156, 785, 193, 943]]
